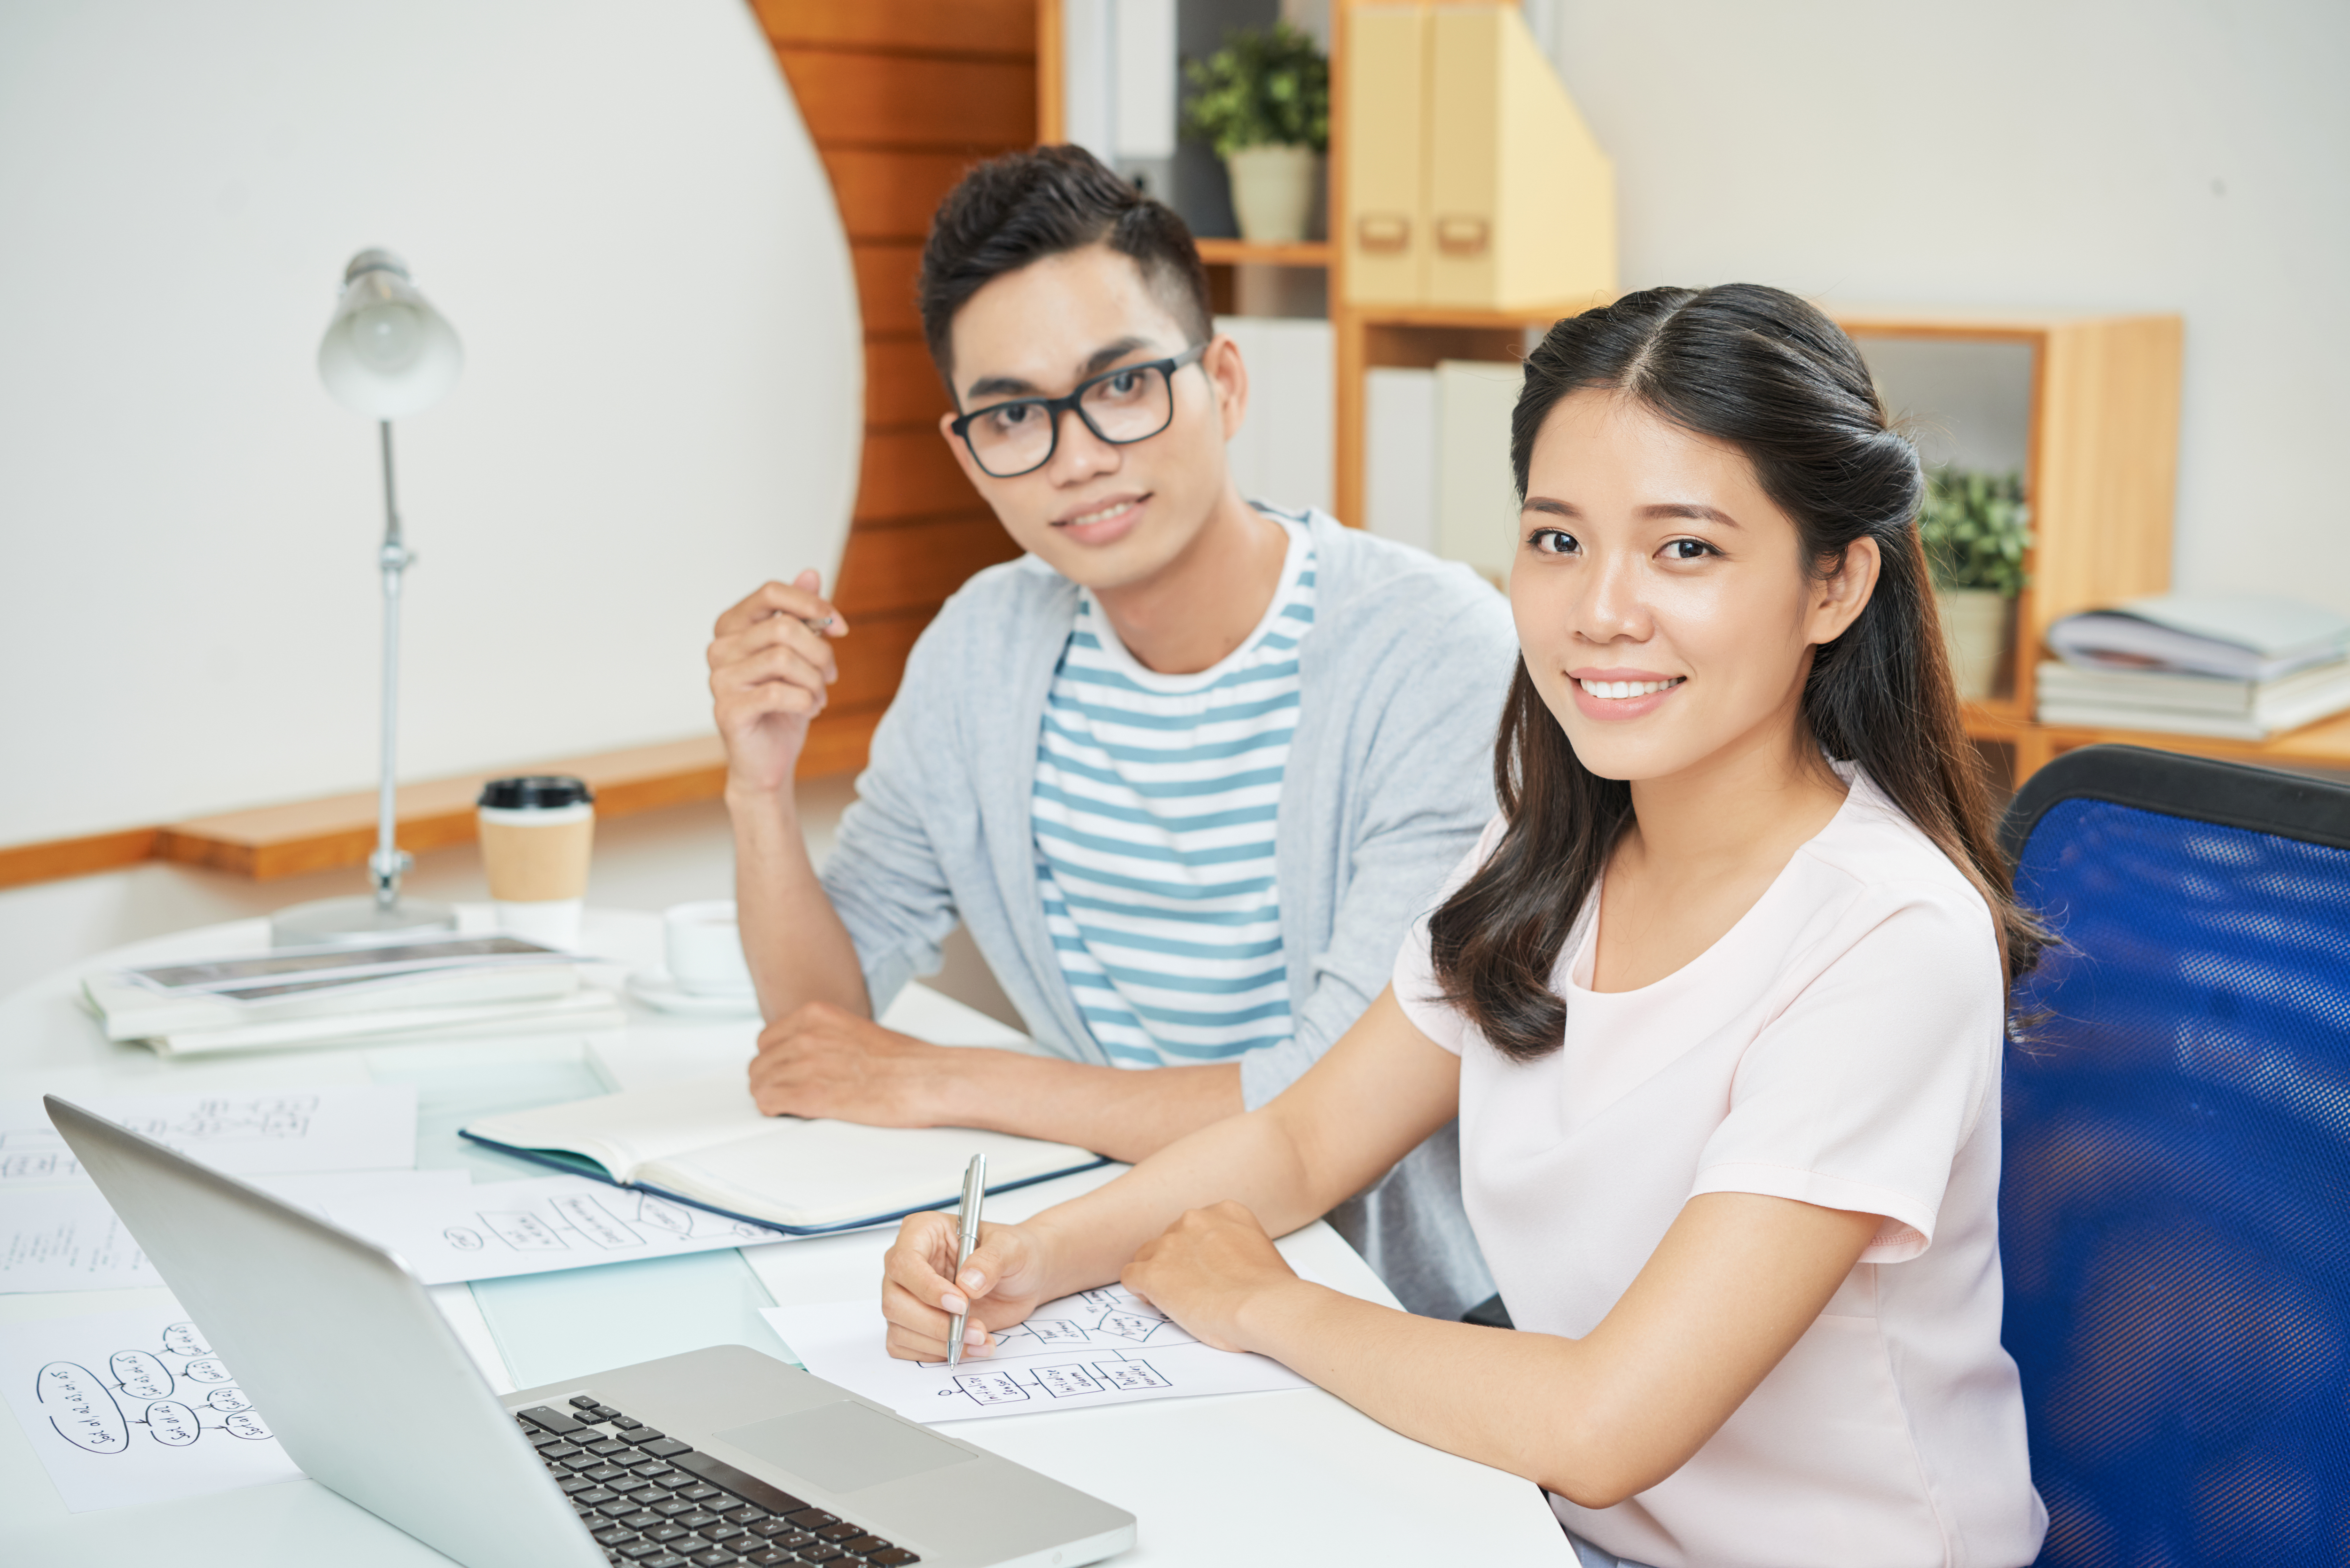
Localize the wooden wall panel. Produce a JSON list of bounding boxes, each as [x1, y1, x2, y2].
[[777, 52, 1034, 149], [768, 0, 1035, 778], [852, 244, 925, 336], [823, 149, 995, 240], [835, 512, 1022, 616], [864, 336, 953, 426], [755, 0, 1036, 57], [853, 428, 983, 522]]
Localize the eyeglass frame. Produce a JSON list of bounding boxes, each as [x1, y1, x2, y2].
[[947, 342, 1211, 478]]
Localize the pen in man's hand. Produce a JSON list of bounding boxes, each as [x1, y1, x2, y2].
[[946, 1152, 986, 1368]]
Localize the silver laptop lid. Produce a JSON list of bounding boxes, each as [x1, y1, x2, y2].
[[47, 1094, 603, 1568]]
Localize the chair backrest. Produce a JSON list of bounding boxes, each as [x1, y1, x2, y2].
[[1999, 745, 2350, 1567]]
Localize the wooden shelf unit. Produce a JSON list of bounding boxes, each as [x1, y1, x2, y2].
[[1050, 1, 2348, 788]]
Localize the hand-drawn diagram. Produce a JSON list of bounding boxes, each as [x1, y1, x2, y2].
[[0, 1302, 305, 1512], [922, 1285, 1196, 1368], [919, 1286, 1206, 1412], [34, 1321, 275, 1458], [466, 1190, 778, 1256], [324, 1175, 789, 1287], [0, 1085, 418, 1187], [761, 1277, 1315, 1428]]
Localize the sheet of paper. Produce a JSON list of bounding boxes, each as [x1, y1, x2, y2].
[[0, 1085, 419, 1186], [760, 1280, 1313, 1424], [321, 1174, 788, 1285], [0, 1298, 304, 1511], [0, 1171, 470, 1293]]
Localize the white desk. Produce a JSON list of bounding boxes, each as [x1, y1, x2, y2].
[[0, 910, 1569, 1565]]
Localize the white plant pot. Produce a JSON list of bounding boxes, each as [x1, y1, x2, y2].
[[1936, 587, 2011, 702], [1225, 144, 1317, 244]]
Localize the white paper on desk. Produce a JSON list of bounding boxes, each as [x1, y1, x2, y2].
[[321, 1173, 789, 1285], [0, 1084, 419, 1186], [0, 1298, 304, 1511], [760, 1279, 1314, 1424], [0, 1171, 470, 1293]]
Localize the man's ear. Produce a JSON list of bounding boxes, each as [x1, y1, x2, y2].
[[1204, 335, 1248, 441], [1808, 535, 1882, 647], [938, 407, 990, 491]]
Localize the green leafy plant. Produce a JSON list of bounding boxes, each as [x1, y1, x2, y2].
[[1919, 467, 2031, 598], [1180, 22, 1329, 158]]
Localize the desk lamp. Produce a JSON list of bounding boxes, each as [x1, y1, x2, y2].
[[271, 250, 466, 947]]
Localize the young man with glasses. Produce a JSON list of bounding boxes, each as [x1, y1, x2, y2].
[[705, 147, 1514, 1318]]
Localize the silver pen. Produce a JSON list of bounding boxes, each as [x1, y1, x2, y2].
[[946, 1152, 987, 1368]]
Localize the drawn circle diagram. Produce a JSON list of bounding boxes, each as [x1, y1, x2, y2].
[[160, 1323, 210, 1359], [110, 1349, 174, 1402], [37, 1362, 128, 1454], [224, 1411, 274, 1441], [181, 1357, 235, 1384], [144, 1400, 202, 1447], [444, 1227, 486, 1251], [206, 1387, 254, 1413]]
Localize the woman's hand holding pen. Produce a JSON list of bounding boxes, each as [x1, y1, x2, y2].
[[881, 1212, 1060, 1363], [707, 570, 850, 796]]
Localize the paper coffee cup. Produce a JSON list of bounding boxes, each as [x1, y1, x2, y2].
[[664, 900, 754, 995], [478, 776, 595, 948]]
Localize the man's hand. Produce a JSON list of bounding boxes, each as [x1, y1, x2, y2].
[[708, 572, 849, 796], [1121, 1200, 1307, 1353], [748, 1002, 954, 1126]]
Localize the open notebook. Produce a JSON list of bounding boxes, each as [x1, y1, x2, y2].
[[460, 1074, 1107, 1235]]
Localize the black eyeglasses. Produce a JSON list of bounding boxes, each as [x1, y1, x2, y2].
[[949, 344, 1208, 478]]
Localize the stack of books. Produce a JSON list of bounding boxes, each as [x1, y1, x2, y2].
[[82, 934, 622, 1056], [2038, 593, 2350, 740]]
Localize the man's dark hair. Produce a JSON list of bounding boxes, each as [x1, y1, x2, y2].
[[919, 145, 1212, 391]]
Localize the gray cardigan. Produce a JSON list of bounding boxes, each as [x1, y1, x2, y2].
[[822, 510, 1517, 1318]]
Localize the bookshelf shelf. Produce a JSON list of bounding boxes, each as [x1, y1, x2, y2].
[[1042, 2, 2345, 786]]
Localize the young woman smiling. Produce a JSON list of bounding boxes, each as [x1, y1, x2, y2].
[[880, 285, 2050, 1568]]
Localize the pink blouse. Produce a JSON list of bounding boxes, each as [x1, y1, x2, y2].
[[1394, 769, 2045, 1568]]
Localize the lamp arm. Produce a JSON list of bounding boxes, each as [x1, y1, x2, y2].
[[371, 419, 414, 910]]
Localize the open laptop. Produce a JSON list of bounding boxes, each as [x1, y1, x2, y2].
[[48, 1095, 1135, 1568]]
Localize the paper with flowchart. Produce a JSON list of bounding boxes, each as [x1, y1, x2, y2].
[[0, 1300, 303, 1511], [0, 1170, 470, 1292], [0, 1085, 418, 1186], [760, 1280, 1314, 1424], [322, 1173, 789, 1285]]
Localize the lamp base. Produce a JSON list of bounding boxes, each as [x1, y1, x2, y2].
[[271, 895, 458, 949]]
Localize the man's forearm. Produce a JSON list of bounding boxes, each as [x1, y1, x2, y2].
[[728, 785, 870, 1022], [931, 1051, 1244, 1165]]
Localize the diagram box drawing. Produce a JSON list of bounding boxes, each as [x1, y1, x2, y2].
[[480, 1211, 568, 1250], [1092, 1360, 1171, 1392], [1097, 1311, 1163, 1343], [1026, 1319, 1089, 1346], [549, 1194, 643, 1249], [1034, 1364, 1104, 1399], [953, 1372, 1028, 1406]]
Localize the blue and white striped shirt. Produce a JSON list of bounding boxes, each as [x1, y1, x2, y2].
[[1032, 514, 1316, 1069]]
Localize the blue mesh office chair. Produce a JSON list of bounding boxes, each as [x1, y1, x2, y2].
[[1999, 744, 2350, 1567]]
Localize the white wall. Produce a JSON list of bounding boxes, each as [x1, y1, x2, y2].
[[1524, 0, 2350, 614], [0, 0, 862, 846]]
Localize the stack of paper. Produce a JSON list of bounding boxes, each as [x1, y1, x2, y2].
[[82, 934, 621, 1056], [2039, 594, 2350, 738]]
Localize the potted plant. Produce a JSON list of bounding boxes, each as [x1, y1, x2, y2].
[[1181, 22, 1329, 245], [1919, 466, 2031, 701]]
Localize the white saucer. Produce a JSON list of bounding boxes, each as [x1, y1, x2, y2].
[[626, 969, 763, 1016]]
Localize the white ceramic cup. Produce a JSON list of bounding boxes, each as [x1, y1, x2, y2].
[[664, 900, 754, 996]]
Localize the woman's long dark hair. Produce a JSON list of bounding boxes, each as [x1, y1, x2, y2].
[[1427, 284, 2046, 1061]]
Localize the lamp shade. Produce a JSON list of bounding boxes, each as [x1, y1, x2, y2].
[[316, 248, 463, 419]]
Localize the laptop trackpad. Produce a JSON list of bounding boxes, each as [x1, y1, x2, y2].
[[715, 1401, 978, 1494]]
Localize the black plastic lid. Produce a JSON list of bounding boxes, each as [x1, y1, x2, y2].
[[477, 775, 594, 810]]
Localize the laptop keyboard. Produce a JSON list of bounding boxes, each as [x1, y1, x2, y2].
[[516, 1395, 922, 1567]]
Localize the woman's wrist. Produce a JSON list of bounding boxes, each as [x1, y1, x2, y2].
[[1232, 1276, 1342, 1360]]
